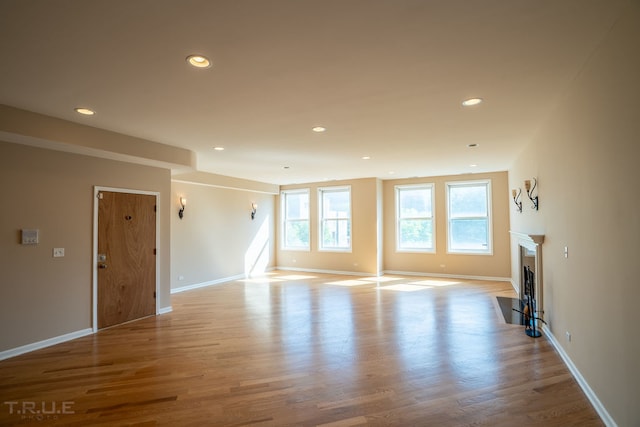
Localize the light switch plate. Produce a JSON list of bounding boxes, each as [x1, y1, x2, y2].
[[21, 229, 39, 245], [53, 248, 65, 257]]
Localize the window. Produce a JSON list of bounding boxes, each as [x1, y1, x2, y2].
[[319, 186, 351, 251], [446, 180, 492, 254], [396, 184, 434, 252], [281, 189, 310, 250]]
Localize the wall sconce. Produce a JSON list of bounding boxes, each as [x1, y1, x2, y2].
[[511, 188, 522, 213], [524, 178, 539, 210], [251, 202, 257, 220], [178, 197, 186, 219]]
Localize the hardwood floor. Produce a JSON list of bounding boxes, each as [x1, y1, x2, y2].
[[0, 271, 602, 426]]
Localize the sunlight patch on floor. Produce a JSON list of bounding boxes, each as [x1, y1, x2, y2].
[[240, 277, 285, 284], [357, 276, 403, 283], [379, 284, 428, 292], [325, 279, 371, 287], [275, 274, 318, 281], [408, 279, 460, 287]]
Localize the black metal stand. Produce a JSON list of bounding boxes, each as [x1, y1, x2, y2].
[[512, 266, 546, 338], [525, 297, 542, 338]]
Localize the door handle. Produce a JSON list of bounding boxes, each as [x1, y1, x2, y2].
[[98, 264, 107, 269]]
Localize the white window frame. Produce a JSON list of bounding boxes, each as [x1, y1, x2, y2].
[[281, 189, 310, 251], [446, 179, 493, 255], [318, 185, 352, 252], [395, 183, 435, 253]]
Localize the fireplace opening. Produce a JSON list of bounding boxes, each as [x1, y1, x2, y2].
[[500, 232, 546, 335]]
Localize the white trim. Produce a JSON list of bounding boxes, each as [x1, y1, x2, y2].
[[158, 306, 173, 314], [395, 183, 436, 253], [542, 325, 617, 427], [383, 269, 511, 282], [93, 186, 161, 332], [318, 185, 352, 252], [0, 328, 93, 361], [509, 231, 545, 245], [171, 179, 278, 195], [510, 231, 545, 314], [171, 274, 246, 294], [276, 266, 378, 277], [281, 188, 311, 251]]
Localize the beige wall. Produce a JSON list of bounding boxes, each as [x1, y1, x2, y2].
[[0, 141, 171, 352], [278, 173, 509, 279], [0, 104, 195, 170], [383, 172, 511, 279], [277, 178, 381, 275], [171, 179, 276, 289], [509, 2, 640, 425]]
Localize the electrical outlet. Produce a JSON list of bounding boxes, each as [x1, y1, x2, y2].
[[53, 248, 65, 257], [565, 331, 571, 342], [564, 246, 569, 258]]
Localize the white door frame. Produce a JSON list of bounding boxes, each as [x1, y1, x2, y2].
[[92, 186, 161, 332]]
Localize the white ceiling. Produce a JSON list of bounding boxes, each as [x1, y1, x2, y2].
[[0, 0, 626, 185]]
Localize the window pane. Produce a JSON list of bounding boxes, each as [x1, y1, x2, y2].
[[283, 190, 309, 249], [450, 219, 488, 250], [322, 191, 350, 218], [399, 188, 431, 218], [322, 219, 350, 248], [399, 219, 432, 248], [285, 220, 309, 248], [285, 193, 308, 220], [450, 185, 487, 217], [319, 187, 351, 251]]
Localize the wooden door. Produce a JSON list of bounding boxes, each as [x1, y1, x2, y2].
[[97, 191, 156, 329]]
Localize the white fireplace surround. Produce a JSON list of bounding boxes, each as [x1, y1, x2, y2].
[[510, 231, 545, 315]]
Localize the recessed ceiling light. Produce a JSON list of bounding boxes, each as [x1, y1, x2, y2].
[[388, 171, 395, 175], [462, 98, 483, 107], [74, 107, 95, 116], [312, 126, 326, 133], [186, 54, 211, 68], [283, 166, 290, 169], [362, 156, 371, 160], [213, 146, 225, 151], [470, 164, 478, 167], [467, 143, 479, 148]]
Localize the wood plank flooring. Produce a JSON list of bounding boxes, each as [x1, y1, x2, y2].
[[0, 271, 602, 426]]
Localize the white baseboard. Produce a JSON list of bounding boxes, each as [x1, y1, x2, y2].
[[383, 270, 512, 282], [158, 306, 173, 315], [276, 266, 378, 277], [542, 325, 617, 427], [171, 273, 246, 294], [0, 328, 93, 362]]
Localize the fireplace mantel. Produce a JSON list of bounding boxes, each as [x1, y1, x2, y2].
[[510, 231, 545, 315], [509, 231, 545, 246]]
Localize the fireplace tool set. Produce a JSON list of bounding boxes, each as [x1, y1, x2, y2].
[[512, 266, 546, 337]]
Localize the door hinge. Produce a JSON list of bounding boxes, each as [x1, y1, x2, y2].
[[97, 192, 104, 199], [153, 291, 156, 299], [153, 248, 157, 255], [154, 205, 157, 213]]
